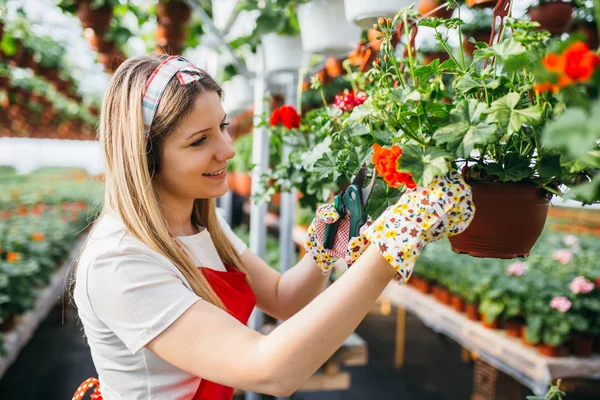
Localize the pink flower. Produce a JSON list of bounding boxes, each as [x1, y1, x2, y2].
[[563, 234, 579, 247], [552, 248, 573, 265], [506, 261, 527, 276], [334, 90, 367, 112], [570, 276, 594, 294], [550, 296, 572, 313]]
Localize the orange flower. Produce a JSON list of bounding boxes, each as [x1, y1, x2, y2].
[[32, 232, 45, 242], [542, 53, 565, 73], [17, 205, 28, 216], [6, 252, 20, 263], [372, 144, 416, 189], [537, 41, 600, 92]]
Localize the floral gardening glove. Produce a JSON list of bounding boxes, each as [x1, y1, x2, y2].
[[304, 204, 372, 273], [363, 171, 475, 283]]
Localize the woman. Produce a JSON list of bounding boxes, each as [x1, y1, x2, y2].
[[72, 53, 474, 400]]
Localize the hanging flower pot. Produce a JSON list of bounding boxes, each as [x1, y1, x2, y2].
[[155, 24, 187, 47], [76, 0, 113, 34], [463, 29, 493, 56], [235, 173, 252, 197], [261, 33, 304, 73], [529, 2, 574, 35], [226, 171, 237, 193], [466, 303, 480, 321], [449, 181, 550, 259], [157, 0, 192, 26], [418, 0, 453, 19], [466, 0, 498, 8], [325, 57, 344, 78], [88, 33, 116, 53], [423, 51, 449, 65], [297, 0, 362, 56], [504, 319, 523, 338], [343, 0, 413, 29], [451, 294, 465, 313]]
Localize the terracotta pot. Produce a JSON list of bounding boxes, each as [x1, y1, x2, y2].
[[529, 2, 574, 35], [504, 319, 523, 338], [157, 0, 192, 26], [463, 29, 493, 56], [466, 0, 497, 8], [226, 171, 237, 193], [88, 33, 115, 53], [235, 173, 252, 197], [571, 334, 594, 357], [538, 344, 564, 357], [271, 192, 282, 207], [314, 69, 329, 85], [521, 326, 539, 347], [423, 51, 449, 65], [438, 287, 451, 305], [415, 277, 432, 294], [451, 294, 465, 313], [481, 313, 499, 329], [571, 21, 599, 50], [418, 0, 453, 19], [466, 303, 480, 321], [301, 80, 311, 92], [449, 181, 550, 259], [76, 0, 113, 34], [325, 57, 344, 78], [156, 24, 187, 47]]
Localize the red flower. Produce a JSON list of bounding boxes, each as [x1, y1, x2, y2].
[[270, 105, 300, 129], [32, 232, 45, 242], [372, 144, 416, 189], [334, 90, 367, 112]]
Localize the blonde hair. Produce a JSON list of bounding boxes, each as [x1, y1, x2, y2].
[[93, 53, 245, 310]]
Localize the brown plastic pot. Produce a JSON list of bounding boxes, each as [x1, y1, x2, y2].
[[463, 29, 492, 56], [504, 319, 523, 338], [466, 0, 497, 8], [529, 2, 574, 35], [416, 278, 432, 294], [572, 334, 594, 357], [156, 24, 187, 47], [325, 57, 344, 78], [466, 303, 480, 321], [423, 51, 449, 65], [539, 344, 565, 357], [451, 294, 465, 313], [418, 0, 453, 18], [438, 287, 451, 305], [235, 173, 252, 197], [226, 171, 237, 193], [157, 0, 192, 26], [76, 0, 113, 34], [481, 313, 499, 329], [449, 181, 550, 259]]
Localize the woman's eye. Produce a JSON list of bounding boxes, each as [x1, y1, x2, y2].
[[220, 122, 230, 131], [191, 136, 206, 147]]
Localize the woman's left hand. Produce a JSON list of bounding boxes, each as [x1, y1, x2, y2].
[[304, 204, 372, 273]]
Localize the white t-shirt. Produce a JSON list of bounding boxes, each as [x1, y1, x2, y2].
[[74, 210, 248, 400]]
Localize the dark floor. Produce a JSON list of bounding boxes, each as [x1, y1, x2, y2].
[[0, 299, 483, 400]]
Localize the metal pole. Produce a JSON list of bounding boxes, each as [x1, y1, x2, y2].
[[245, 45, 268, 400]]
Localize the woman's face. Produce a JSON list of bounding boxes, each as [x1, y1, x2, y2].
[[155, 90, 235, 202]]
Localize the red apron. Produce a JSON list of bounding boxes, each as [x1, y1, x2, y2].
[[73, 264, 256, 400]]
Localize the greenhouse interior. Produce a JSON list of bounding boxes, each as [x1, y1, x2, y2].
[[1, 0, 600, 399]]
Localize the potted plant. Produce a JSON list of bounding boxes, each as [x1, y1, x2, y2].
[[343, 0, 413, 28], [528, 0, 575, 35], [57, 0, 117, 35], [418, 0, 454, 19], [297, 0, 362, 55], [157, 0, 192, 26]]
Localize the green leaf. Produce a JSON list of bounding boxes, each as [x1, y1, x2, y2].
[[485, 153, 532, 182], [366, 179, 403, 219], [538, 152, 562, 180], [474, 39, 526, 61], [486, 93, 543, 136], [454, 72, 480, 93], [433, 99, 496, 158], [543, 101, 600, 159], [397, 145, 451, 186], [301, 136, 332, 172]]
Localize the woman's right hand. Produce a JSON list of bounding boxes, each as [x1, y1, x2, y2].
[[363, 170, 475, 283]]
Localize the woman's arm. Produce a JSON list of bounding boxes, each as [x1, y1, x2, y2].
[[146, 245, 395, 397], [241, 250, 331, 320]]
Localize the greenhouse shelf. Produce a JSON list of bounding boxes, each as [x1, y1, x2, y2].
[[382, 283, 600, 396], [0, 234, 88, 380]]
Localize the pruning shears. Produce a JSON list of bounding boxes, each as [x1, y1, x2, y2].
[[323, 163, 377, 250]]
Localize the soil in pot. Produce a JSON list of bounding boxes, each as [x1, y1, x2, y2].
[[480, 313, 499, 329], [538, 344, 565, 357], [451, 294, 465, 312], [529, 2, 574, 36], [504, 319, 524, 338], [466, 0, 497, 8], [463, 29, 492, 56], [572, 334, 594, 357], [449, 181, 550, 259], [466, 303, 480, 321], [418, 0, 454, 19]]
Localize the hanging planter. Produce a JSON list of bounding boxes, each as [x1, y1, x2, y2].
[[261, 33, 304, 73], [466, 0, 498, 8], [528, 2, 574, 35], [76, 0, 113, 34], [423, 51, 449, 65], [297, 0, 362, 56], [88, 33, 116, 53], [157, 0, 192, 26], [155, 24, 187, 47], [463, 29, 492, 56], [343, 0, 412, 29], [222, 75, 253, 115], [325, 57, 344, 78], [449, 182, 550, 259], [418, 0, 454, 19]]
